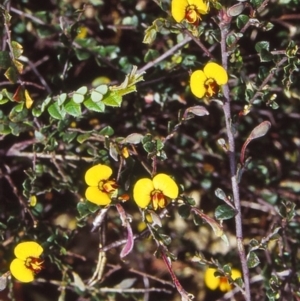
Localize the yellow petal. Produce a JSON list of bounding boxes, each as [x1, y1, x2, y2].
[[153, 174, 178, 199], [219, 278, 232, 292], [10, 258, 35, 283], [190, 70, 207, 98], [204, 268, 220, 290], [204, 62, 228, 85], [231, 268, 242, 280], [85, 187, 111, 205], [219, 269, 242, 292], [14, 241, 43, 260], [85, 164, 112, 186], [171, 0, 188, 23], [188, 0, 209, 14], [133, 178, 154, 208]]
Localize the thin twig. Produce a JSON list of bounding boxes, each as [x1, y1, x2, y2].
[[10, 6, 46, 25], [183, 29, 214, 59], [247, 56, 288, 105], [137, 35, 192, 73], [1, 170, 37, 226], [37, 278, 172, 295]]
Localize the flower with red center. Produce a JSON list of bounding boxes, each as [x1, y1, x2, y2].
[[10, 241, 44, 283], [190, 62, 228, 99], [85, 164, 118, 206], [133, 174, 179, 210], [204, 267, 242, 292], [171, 0, 209, 25]]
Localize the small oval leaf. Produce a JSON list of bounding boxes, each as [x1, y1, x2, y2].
[[247, 251, 260, 268], [215, 188, 227, 201], [121, 133, 143, 144], [57, 93, 67, 105], [187, 105, 209, 117], [249, 121, 271, 140], [72, 93, 84, 104], [91, 90, 103, 103], [215, 204, 236, 220], [227, 2, 245, 17], [76, 86, 88, 95], [95, 84, 108, 94]]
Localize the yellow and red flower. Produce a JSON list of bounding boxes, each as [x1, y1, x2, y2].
[[10, 241, 44, 283], [85, 164, 118, 205], [133, 173, 178, 210], [190, 62, 228, 99], [171, 0, 209, 25], [204, 267, 242, 292]]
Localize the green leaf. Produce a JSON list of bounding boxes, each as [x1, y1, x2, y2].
[[91, 91, 103, 102], [95, 84, 108, 94], [121, 133, 143, 144], [247, 251, 260, 268], [109, 143, 118, 161], [57, 93, 67, 105], [0, 123, 11, 135], [77, 133, 91, 143], [0, 51, 11, 69], [9, 104, 28, 122], [79, 201, 99, 216], [258, 49, 273, 62], [0, 98, 9, 105], [215, 205, 236, 220], [64, 99, 82, 116], [32, 107, 42, 117], [178, 205, 191, 219], [255, 41, 270, 52], [109, 65, 144, 100], [158, 233, 171, 246], [83, 98, 105, 112], [4, 65, 18, 83], [226, 33, 243, 47], [14, 103, 24, 113], [186, 106, 209, 117], [74, 48, 91, 61], [91, 85, 108, 103], [9, 122, 30, 136], [41, 96, 52, 112], [143, 141, 156, 153], [11, 41, 23, 58], [73, 86, 87, 104], [227, 2, 245, 17], [143, 25, 157, 44], [250, 0, 263, 8], [48, 102, 66, 120], [236, 14, 249, 29], [99, 126, 114, 136], [61, 132, 77, 143], [102, 91, 122, 107], [76, 86, 88, 95], [116, 278, 136, 290], [144, 49, 159, 63]]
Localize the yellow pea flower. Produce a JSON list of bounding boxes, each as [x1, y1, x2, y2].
[[190, 62, 228, 99], [85, 164, 118, 206], [133, 174, 178, 210], [10, 241, 44, 283], [171, 0, 209, 25], [204, 267, 242, 292]]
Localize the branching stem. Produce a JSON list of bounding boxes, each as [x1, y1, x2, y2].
[[219, 11, 251, 301]]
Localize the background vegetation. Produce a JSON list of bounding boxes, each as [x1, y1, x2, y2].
[[0, 0, 300, 300]]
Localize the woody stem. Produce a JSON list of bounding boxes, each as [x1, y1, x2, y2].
[[219, 11, 251, 301]]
